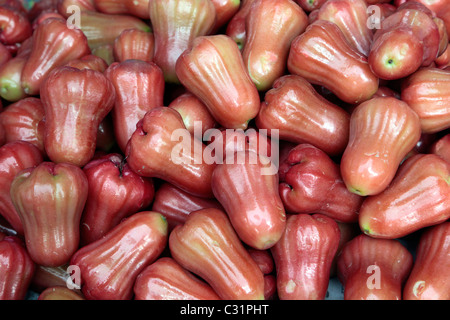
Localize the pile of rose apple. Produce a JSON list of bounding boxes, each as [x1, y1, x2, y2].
[[0, 0, 449, 300]]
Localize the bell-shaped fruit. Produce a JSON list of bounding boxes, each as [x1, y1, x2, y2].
[[211, 150, 286, 250], [340, 96, 421, 196], [241, 0, 308, 91], [403, 221, 450, 300], [0, 56, 28, 102], [20, 18, 91, 96], [80, 153, 155, 245], [0, 5, 32, 45], [149, 0, 216, 83], [169, 208, 265, 300], [0, 141, 43, 235], [0, 97, 45, 153], [126, 107, 216, 198], [168, 92, 217, 140], [113, 28, 155, 63], [10, 162, 88, 267], [317, 0, 373, 57], [255, 75, 350, 156], [279, 144, 363, 223], [93, 0, 150, 19], [271, 213, 341, 300], [359, 153, 450, 239], [105, 59, 164, 152], [368, 3, 440, 80], [0, 235, 35, 300], [176, 35, 260, 130], [40, 66, 115, 167], [134, 257, 221, 300], [287, 20, 379, 104], [151, 182, 223, 230], [401, 67, 450, 134], [79, 11, 151, 50], [70, 211, 168, 300], [337, 234, 413, 300]]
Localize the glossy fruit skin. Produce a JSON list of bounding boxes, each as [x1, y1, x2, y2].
[[113, 28, 155, 63], [368, 3, 440, 80], [0, 97, 45, 153], [0, 141, 43, 235], [79, 11, 151, 50], [225, 0, 257, 50], [40, 66, 115, 167], [0, 56, 28, 102], [211, 150, 286, 250], [169, 208, 265, 300], [93, 0, 150, 19], [20, 18, 91, 96], [317, 0, 373, 57], [255, 75, 350, 157], [403, 221, 450, 300], [209, 0, 241, 33], [126, 107, 216, 198], [134, 257, 221, 300], [10, 162, 88, 267], [105, 59, 164, 152], [359, 153, 450, 239], [368, 27, 423, 81], [70, 211, 168, 300], [168, 92, 217, 140], [295, 0, 328, 12], [0, 235, 35, 300], [151, 182, 223, 230], [241, 0, 308, 91], [287, 20, 379, 104], [271, 213, 340, 300], [80, 153, 155, 245], [0, 5, 32, 45], [279, 144, 363, 223], [149, 0, 216, 83], [57, 0, 96, 18], [337, 234, 413, 300], [401, 67, 450, 134], [64, 54, 109, 72], [430, 133, 450, 164], [38, 286, 85, 300], [340, 96, 421, 196], [175, 35, 260, 130]]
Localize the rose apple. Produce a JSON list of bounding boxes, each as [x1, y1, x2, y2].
[[359, 153, 450, 239], [337, 234, 413, 300], [134, 257, 220, 300], [40, 66, 115, 167], [175, 35, 260, 130], [10, 162, 88, 267], [211, 150, 286, 250], [149, 0, 216, 83], [340, 96, 421, 196], [0, 141, 43, 235], [169, 208, 265, 300], [80, 153, 155, 245], [71, 211, 168, 300], [113, 28, 155, 63], [105, 59, 164, 152]]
